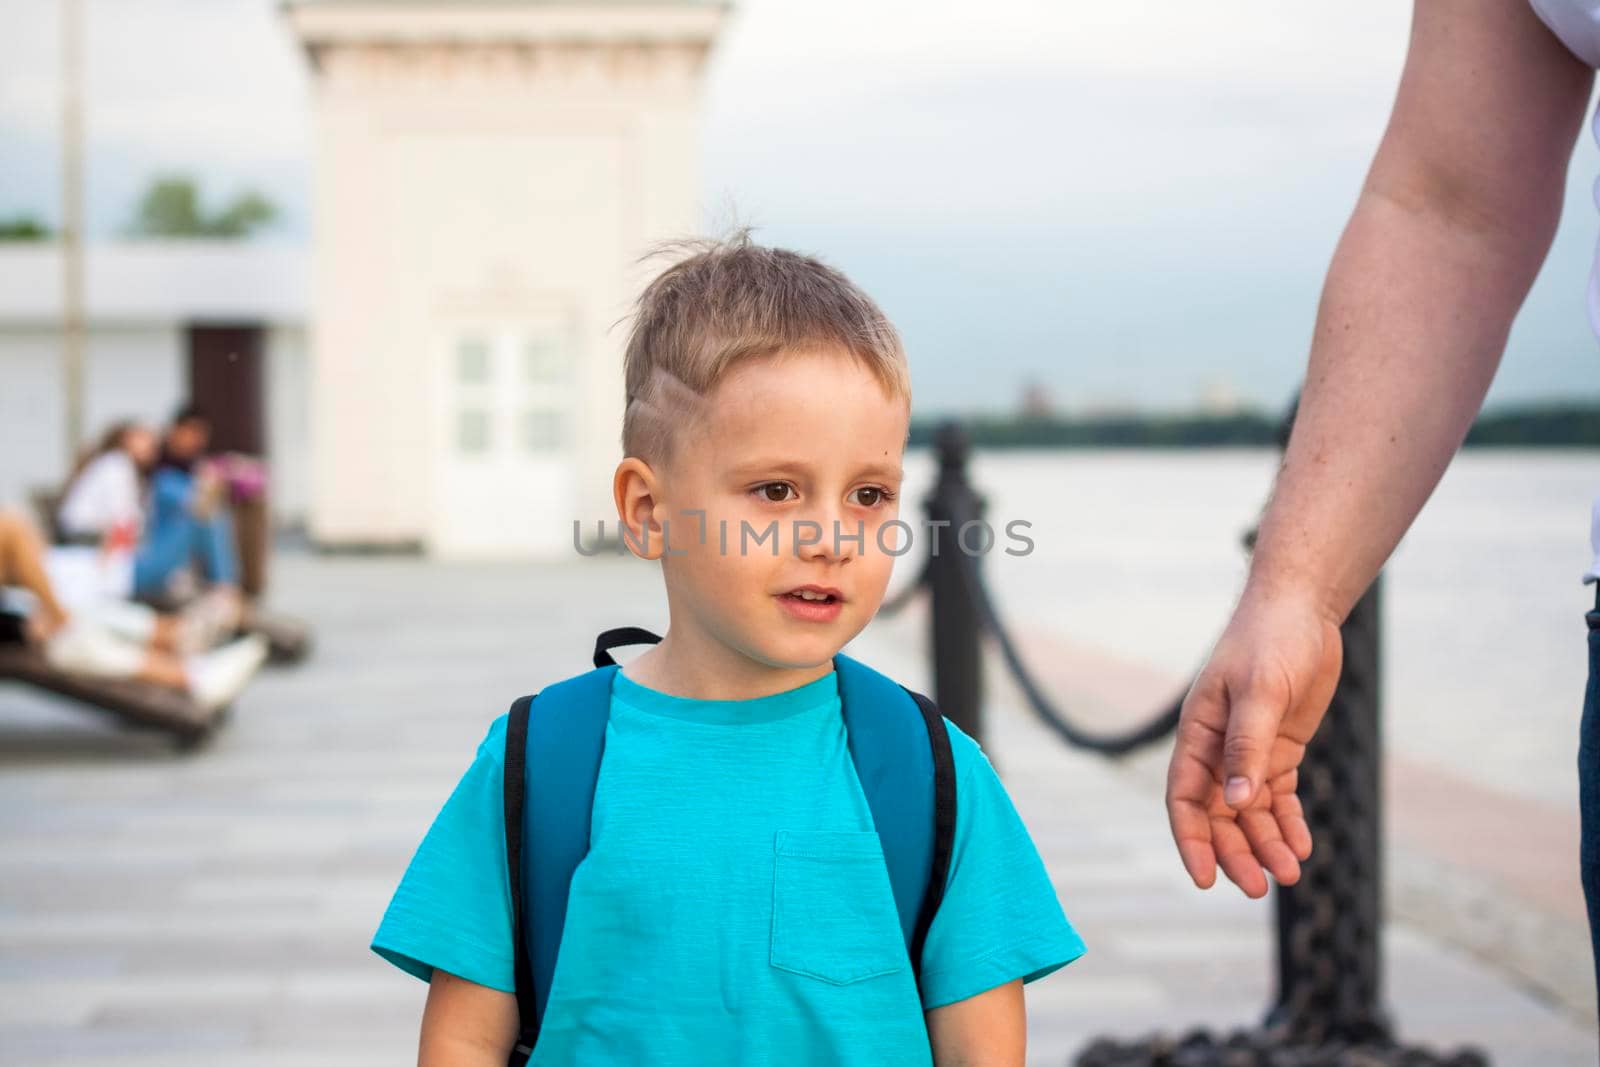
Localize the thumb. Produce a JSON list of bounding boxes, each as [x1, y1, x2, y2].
[[1221, 678, 1288, 809]]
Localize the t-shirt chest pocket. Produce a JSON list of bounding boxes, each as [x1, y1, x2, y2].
[[769, 829, 909, 985]]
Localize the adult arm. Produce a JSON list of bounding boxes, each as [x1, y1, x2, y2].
[[1167, 0, 1595, 897], [418, 969, 519, 1066], [925, 978, 1025, 1067]]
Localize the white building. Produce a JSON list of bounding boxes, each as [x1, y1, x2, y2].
[[0, 0, 724, 559], [0, 241, 312, 524], [287, 0, 724, 556]]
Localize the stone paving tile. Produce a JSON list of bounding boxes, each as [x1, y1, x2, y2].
[[0, 553, 1592, 1066]]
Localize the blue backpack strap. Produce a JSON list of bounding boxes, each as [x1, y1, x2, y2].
[[833, 652, 958, 978], [503, 663, 620, 1065]]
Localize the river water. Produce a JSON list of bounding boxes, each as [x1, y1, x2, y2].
[[898, 446, 1598, 809]]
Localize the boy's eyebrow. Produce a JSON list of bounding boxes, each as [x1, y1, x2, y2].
[[728, 459, 905, 481], [726, 458, 801, 478], [857, 461, 905, 482]]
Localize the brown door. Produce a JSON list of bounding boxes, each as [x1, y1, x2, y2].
[[186, 323, 264, 456], [186, 322, 270, 596]]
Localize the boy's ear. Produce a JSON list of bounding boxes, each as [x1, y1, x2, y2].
[[613, 457, 666, 561]]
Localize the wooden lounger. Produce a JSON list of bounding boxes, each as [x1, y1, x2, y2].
[[0, 643, 226, 748], [252, 611, 313, 665]]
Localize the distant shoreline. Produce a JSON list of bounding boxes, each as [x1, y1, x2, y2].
[[909, 403, 1600, 449]]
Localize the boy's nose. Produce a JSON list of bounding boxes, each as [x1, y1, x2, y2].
[[792, 511, 862, 562]]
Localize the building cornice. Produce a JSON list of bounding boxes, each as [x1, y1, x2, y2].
[[283, 2, 726, 51]]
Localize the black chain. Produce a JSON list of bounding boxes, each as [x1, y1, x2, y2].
[[952, 544, 1185, 756]]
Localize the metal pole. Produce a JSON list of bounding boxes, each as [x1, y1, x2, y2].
[[1266, 574, 1392, 1043], [61, 0, 87, 463], [926, 421, 985, 746]]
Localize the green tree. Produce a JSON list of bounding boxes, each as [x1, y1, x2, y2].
[[0, 215, 51, 240], [128, 175, 278, 238], [210, 191, 276, 237]]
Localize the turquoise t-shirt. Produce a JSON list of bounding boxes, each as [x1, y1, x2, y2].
[[372, 665, 1085, 1065]]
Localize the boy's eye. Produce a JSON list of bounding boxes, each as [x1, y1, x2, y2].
[[757, 483, 794, 503], [851, 486, 897, 508]]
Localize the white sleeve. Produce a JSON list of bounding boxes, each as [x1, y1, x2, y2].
[[1528, 0, 1600, 67], [58, 454, 142, 536]]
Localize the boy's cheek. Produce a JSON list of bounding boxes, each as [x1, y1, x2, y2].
[[868, 517, 906, 556]]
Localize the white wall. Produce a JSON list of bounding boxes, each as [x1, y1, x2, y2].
[[0, 323, 182, 511], [266, 324, 311, 527], [0, 327, 68, 510], [0, 321, 311, 527], [292, 3, 721, 557], [85, 325, 187, 446]]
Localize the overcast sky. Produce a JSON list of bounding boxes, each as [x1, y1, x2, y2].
[[2, 0, 1598, 414]]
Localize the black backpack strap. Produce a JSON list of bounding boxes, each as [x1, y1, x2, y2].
[[904, 689, 957, 974], [503, 694, 538, 1066], [592, 626, 662, 667]]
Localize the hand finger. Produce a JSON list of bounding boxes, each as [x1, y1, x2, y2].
[[1263, 742, 1309, 782], [1211, 816, 1268, 899], [1238, 807, 1301, 886], [1167, 754, 1219, 889], [1175, 831, 1218, 891], [1167, 689, 1226, 889], [1221, 674, 1291, 812], [1270, 777, 1312, 861]]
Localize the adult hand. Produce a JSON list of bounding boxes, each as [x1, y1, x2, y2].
[[1165, 586, 1343, 898]]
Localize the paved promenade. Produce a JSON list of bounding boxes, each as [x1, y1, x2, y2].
[[0, 553, 1591, 1064]]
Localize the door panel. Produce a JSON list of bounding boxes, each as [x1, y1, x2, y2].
[[431, 321, 578, 557], [187, 324, 265, 456]]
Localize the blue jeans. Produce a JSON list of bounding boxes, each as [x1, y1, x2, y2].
[[132, 468, 238, 599], [1582, 583, 1600, 1020]]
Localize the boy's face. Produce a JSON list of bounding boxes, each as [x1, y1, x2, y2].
[[642, 347, 910, 671]]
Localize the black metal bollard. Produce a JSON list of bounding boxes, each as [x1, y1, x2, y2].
[[1266, 575, 1391, 1044], [926, 421, 986, 747]]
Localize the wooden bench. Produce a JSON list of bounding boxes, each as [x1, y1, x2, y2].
[[0, 642, 226, 748]]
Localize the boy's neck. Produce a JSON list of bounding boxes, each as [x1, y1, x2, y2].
[[622, 627, 835, 703]]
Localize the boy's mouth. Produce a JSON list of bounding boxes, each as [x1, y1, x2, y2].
[[781, 585, 843, 604], [776, 585, 845, 624]]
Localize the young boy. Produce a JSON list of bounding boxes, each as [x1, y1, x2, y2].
[[371, 233, 1086, 1065]]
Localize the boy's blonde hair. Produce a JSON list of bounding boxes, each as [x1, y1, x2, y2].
[[622, 230, 911, 468]]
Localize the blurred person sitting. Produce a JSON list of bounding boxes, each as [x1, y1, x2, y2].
[[56, 419, 159, 548], [55, 415, 245, 650], [133, 403, 244, 608], [0, 510, 267, 710]]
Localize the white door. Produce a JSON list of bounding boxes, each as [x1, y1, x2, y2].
[[429, 318, 578, 558]]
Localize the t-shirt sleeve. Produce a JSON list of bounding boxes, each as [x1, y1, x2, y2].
[[59, 453, 135, 535], [915, 719, 1086, 1011], [370, 714, 517, 994]]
